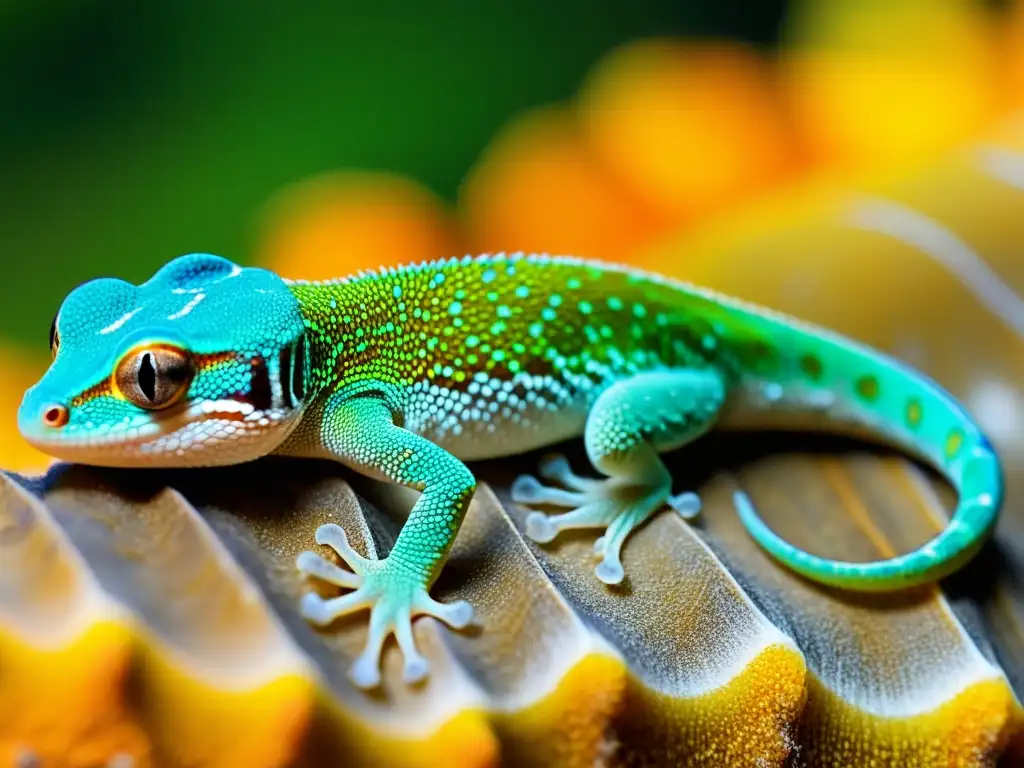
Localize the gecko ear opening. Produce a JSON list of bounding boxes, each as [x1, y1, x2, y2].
[[115, 344, 194, 410], [48, 310, 60, 359]]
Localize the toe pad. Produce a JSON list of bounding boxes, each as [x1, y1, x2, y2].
[[350, 653, 382, 689], [403, 655, 430, 684], [511, 475, 544, 503], [525, 511, 558, 543], [595, 558, 625, 585], [668, 492, 702, 520]]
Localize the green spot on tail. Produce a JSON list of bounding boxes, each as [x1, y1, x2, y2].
[[906, 398, 923, 429], [800, 354, 823, 381], [855, 375, 880, 401], [945, 428, 965, 460]]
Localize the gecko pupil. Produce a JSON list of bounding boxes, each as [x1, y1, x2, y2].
[[138, 352, 157, 402]]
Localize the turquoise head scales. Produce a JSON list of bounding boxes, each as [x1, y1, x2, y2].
[[18, 253, 309, 467]]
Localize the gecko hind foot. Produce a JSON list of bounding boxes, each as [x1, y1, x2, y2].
[[297, 523, 474, 689], [512, 453, 697, 585]]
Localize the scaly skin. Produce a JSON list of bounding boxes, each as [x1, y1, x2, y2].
[[18, 252, 1003, 689]]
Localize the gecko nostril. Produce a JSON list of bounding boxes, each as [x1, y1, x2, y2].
[[42, 404, 69, 428]]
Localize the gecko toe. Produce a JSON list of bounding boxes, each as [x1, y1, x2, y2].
[[538, 453, 573, 480], [349, 652, 383, 690], [313, 522, 370, 574], [525, 511, 558, 543], [668, 491, 702, 520], [510, 474, 542, 503], [439, 599, 474, 629], [538, 453, 602, 492], [296, 550, 363, 589], [314, 523, 345, 546], [416, 593, 475, 629], [299, 592, 333, 625], [511, 474, 586, 507], [402, 654, 430, 685], [595, 556, 625, 585], [299, 588, 370, 626]]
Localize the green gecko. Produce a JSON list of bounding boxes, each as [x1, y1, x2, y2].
[[18, 252, 1003, 689]]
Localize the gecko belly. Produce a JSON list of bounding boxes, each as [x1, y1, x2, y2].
[[415, 407, 589, 461], [400, 376, 592, 462]]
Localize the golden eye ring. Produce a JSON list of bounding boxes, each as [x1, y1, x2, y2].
[[114, 344, 194, 410]]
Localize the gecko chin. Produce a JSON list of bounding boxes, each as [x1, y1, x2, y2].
[[18, 396, 300, 469]]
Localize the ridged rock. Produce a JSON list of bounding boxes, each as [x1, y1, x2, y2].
[[0, 427, 1019, 767]]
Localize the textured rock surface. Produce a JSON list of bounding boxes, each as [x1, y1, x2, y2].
[[0, 427, 1020, 767]]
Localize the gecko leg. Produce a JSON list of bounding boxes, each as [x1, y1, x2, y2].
[[512, 369, 725, 584], [296, 394, 475, 689]]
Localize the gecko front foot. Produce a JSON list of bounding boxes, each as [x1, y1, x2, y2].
[[511, 453, 701, 585], [296, 523, 474, 689]]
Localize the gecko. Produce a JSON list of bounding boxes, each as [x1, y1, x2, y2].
[[18, 252, 1003, 689]]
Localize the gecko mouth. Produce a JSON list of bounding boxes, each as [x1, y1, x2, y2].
[[20, 398, 297, 467]]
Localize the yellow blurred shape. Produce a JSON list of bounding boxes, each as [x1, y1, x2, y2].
[[579, 40, 804, 224], [257, 172, 463, 280], [138, 655, 314, 768], [1001, 0, 1024, 109], [0, 347, 52, 475], [491, 653, 625, 767], [798, 674, 1016, 766], [617, 643, 807, 766], [460, 106, 666, 262], [781, 0, 1000, 172], [0, 623, 151, 768]]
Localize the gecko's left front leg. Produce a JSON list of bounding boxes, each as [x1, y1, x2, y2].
[[296, 393, 476, 689]]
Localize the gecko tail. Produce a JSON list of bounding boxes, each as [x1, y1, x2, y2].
[[733, 435, 1003, 591]]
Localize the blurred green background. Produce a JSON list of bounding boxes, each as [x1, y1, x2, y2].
[[0, 0, 785, 349]]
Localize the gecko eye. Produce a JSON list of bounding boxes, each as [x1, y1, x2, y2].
[[49, 313, 60, 359], [115, 345, 193, 410]]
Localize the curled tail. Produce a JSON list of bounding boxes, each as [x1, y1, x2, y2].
[[721, 311, 1004, 592], [734, 442, 1001, 590]]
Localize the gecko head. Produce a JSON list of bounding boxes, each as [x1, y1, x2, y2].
[[19, 253, 311, 468]]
